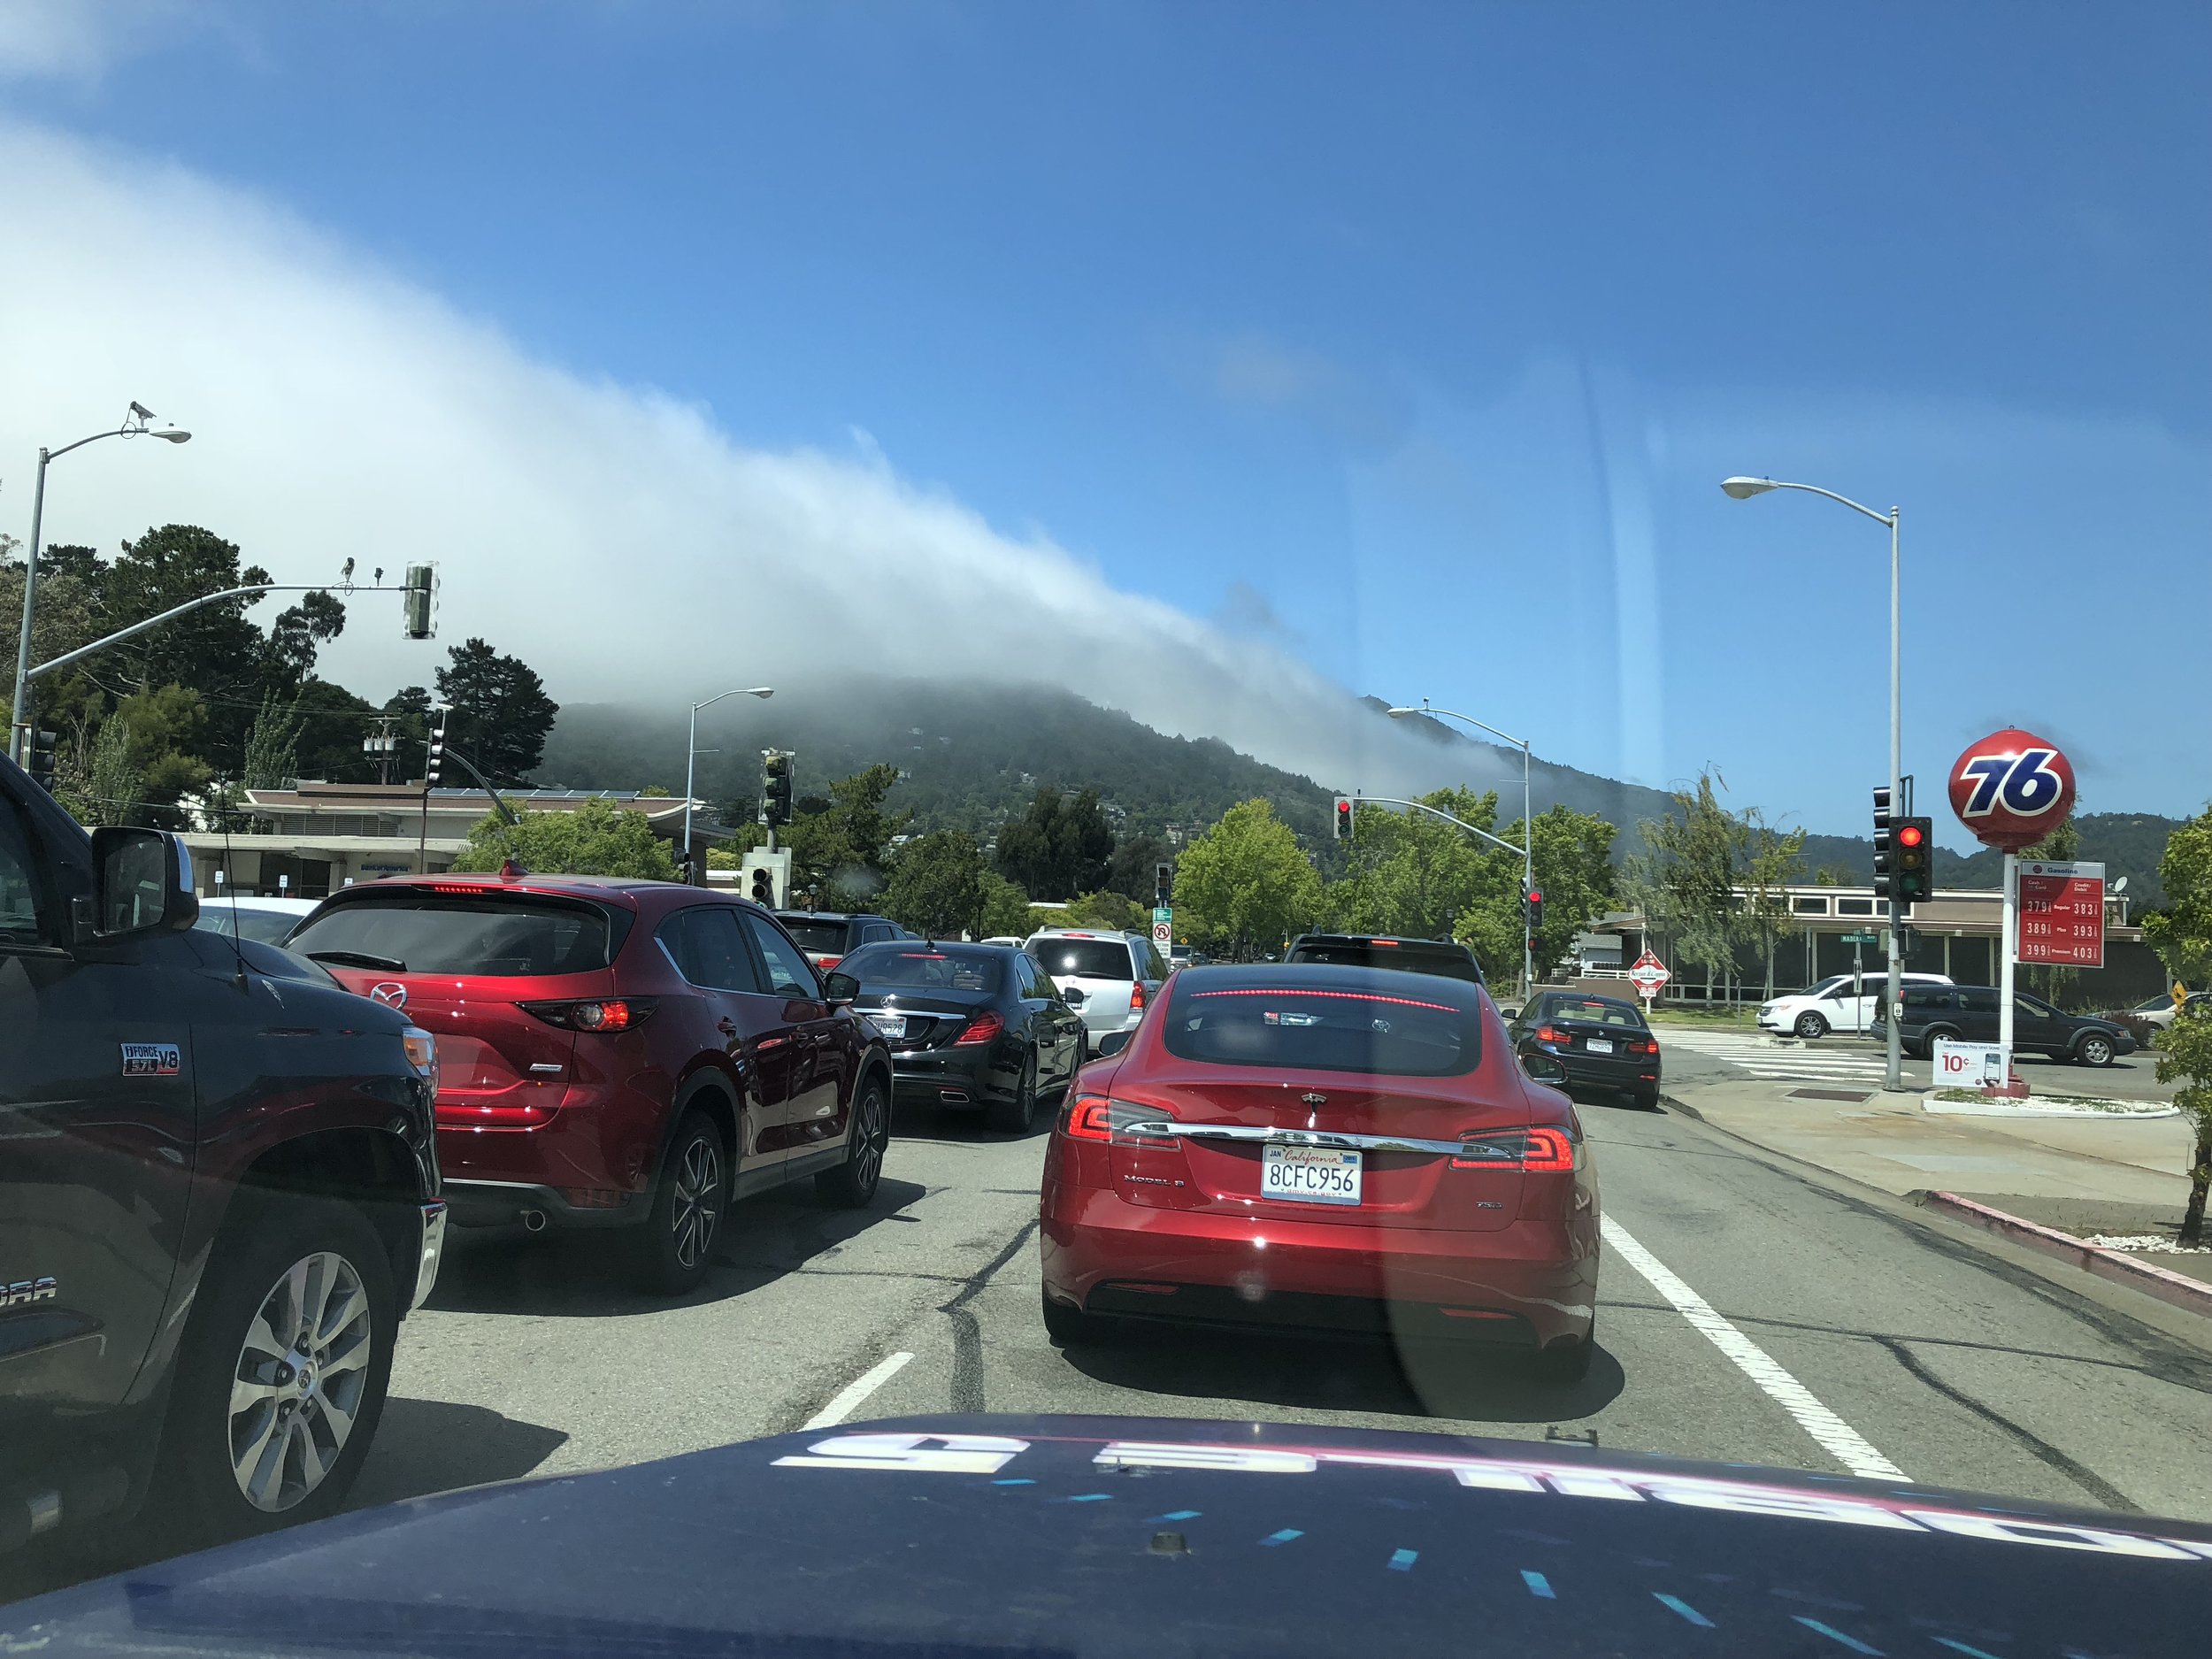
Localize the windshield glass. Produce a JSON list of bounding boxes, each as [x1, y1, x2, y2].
[[841, 944, 1002, 993], [287, 894, 618, 976], [1028, 937, 1134, 979], [777, 917, 855, 952], [1162, 978, 1482, 1076]]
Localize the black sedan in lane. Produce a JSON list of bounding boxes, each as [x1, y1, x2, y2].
[[1505, 989, 1663, 1107], [833, 941, 1085, 1133]]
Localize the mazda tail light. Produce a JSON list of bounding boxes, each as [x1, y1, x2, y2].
[[955, 1010, 1006, 1046], [518, 997, 657, 1033], [817, 955, 842, 972]]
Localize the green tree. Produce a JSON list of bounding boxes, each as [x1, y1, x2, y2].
[[1740, 810, 1808, 998], [1105, 833, 1172, 903], [79, 714, 143, 828], [454, 795, 678, 879], [2145, 805, 2212, 1244], [1626, 770, 1747, 1001], [262, 590, 348, 693], [111, 684, 213, 826], [996, 785, 1115, 900], [782, 764, 910, 903], [1330, 788, 1502, 946], [1174, 798, 1321, 959], [436, 637, 560, 782], [242, 693, 303, 791], [1500, 805, 1622, 984], [977, 872, 1033, 938], [104, 526, 273, 761], [883, 829, 989, 937], [1064, 889, 1147, 932]]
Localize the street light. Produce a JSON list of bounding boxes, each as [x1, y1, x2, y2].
[[10, 403, 192, 762], [1386, 701, 1536, 997], [1722, 473, 1905, 1091], [683, 687, 774, 882]]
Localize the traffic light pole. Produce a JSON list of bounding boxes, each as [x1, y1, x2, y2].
[[1886, 507, 1903, 1094]]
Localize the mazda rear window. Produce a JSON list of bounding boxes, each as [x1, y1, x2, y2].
[[288, 894, 626, 976], [1029, 938, 1135, 980], [778, 918, 855, 952], [841, 945, 1002, 993], [1162, 983, 1481, 1076]]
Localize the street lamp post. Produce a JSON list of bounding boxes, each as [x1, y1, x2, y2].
[[1386, 701, 1535, 997], [682, 687, 774, 883], [1722, 475, 1904, 1092], [11, 403, 191, 763]]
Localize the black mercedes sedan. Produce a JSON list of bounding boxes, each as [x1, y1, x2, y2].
[[1506, 988, 1663, 1108], [834, 941, 1086, 1133]]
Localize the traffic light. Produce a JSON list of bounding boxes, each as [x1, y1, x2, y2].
[[403, 564, 439, 641], [26, 728, 57, 792], [1523, 887, 1544, 931], [1895, 815, 1932, 903], [762, 751, 795, 826], [750, 864, 774, 905], [1155, 861, 1173, 907], [425, 707, 449, 787], [1871, 786, 1895, 900], [1333, 796, 1354, 841]]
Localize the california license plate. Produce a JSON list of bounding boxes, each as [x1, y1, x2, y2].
[[868, 1012, 906, 1040], [1263, 1143, 1362, 1206], [1586, 1037, 1613, 1054]]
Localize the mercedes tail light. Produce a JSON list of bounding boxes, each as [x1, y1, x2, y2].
[[955, 1010, 1006, 1046]]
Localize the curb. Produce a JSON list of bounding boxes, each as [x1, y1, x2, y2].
[[1913, 1191, 2212, 1320]]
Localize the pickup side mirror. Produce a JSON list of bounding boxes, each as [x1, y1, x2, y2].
[[88, 827, 198, 941], [1094, 1029, 1133, 1058], [1520, 1052, 1569, 1087], [822, 971, 859, 1004]]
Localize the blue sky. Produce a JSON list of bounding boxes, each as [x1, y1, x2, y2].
[[4, 1, 2208, 841]]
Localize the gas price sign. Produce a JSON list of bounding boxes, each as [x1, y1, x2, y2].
[[2017, 860, 2106, 968]]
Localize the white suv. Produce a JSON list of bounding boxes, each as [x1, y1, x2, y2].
[[1759, 971, 1954, 1038], [1025, 929, 1170, 1053]]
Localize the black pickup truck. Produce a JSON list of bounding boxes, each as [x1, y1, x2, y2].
[[2, 753, 444, 1562]]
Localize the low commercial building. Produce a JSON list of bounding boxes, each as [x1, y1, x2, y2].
[[178, 781, 705, 898]]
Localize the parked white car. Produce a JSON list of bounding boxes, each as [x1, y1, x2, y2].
[[2125, 990, 2211, 1032], [1759, 970, 1955, 1038], [192, 893, 320, 947]]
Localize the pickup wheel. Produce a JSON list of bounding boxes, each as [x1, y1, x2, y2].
[[629, 1110, 728, 1294], [817, 1074, 889, 1208], [156, 1196, 396, 1542]]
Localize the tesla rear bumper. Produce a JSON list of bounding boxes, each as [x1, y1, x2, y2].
[[1040, 1183, 1596, 1348]]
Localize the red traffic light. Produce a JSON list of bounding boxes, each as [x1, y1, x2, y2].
[[1896, 825, 1924, 849], [1527, 888, 1543, 903]]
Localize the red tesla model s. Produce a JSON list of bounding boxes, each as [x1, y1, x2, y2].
[[1039, 962, 1600, 1379]]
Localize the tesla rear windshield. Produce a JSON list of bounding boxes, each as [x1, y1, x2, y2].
[[287, 893, 625, 976], [778, 918, 855, 953], [1029, 937, 1135, 979], [841, 945, 1003, 993], [1162, 980, 1482, 1076]]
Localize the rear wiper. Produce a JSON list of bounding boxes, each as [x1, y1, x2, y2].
[[306, 949, 408, 972]]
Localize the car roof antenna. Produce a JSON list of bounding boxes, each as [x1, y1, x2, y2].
[[219, 777, 250, 993]]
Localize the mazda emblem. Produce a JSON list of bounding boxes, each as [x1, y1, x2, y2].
[[370, 982, 408, 1009]]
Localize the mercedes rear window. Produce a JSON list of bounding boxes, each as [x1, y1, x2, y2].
[[778, 918, 855, 952], [1029, 937, 1136, 980], [288, 893, 626, 976], [1285, 941, 1484, 982], [1162, 981, 1482, 1077], [841, 945, 1003, 992]]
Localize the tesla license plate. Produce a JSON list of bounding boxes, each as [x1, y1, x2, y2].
[[1586, 1037, 1614, 1054], [868, 1012, 906, 1040], [1263, 1143, 1362, 1206]]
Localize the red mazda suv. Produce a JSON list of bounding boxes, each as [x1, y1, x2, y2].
[[1039, 961, 1601, 1379], [286, 874, 894, 1294]]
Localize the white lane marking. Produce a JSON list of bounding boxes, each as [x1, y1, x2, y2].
[[802, 1351, 916, 1430], [1600, 1214, 1908, 1482]]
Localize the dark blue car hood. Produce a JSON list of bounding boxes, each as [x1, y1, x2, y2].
[[8, 1415, 2208, 1656]]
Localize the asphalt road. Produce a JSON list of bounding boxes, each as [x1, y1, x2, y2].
[[14, 1085, 2212, 1602]]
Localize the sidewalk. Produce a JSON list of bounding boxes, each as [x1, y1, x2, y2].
[[1663, 1078, 2209, 1289]]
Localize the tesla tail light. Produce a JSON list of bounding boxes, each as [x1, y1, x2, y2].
[[1452, 1125, 1580, 1171], [1061, 1094, 1177, 1144], [955, 1010, 1005, 1046], [519, 997, 657, 1032]]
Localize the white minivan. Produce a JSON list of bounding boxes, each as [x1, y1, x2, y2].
[[1759, 971, 1954, 1038], [1025, 928, 1170, 1053]]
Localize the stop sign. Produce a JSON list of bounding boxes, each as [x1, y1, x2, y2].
[[1947, 728, 2076, 853]]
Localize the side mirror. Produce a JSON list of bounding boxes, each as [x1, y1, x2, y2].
[[1062, 984, 1087, 1005], [822, 971, 859, 1003], [88, 828, 198, 941], [1094, 1029, 1133, 1058], [1520, 1052, 1569, 1087], [1497, 1005, 1522, 1022]]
